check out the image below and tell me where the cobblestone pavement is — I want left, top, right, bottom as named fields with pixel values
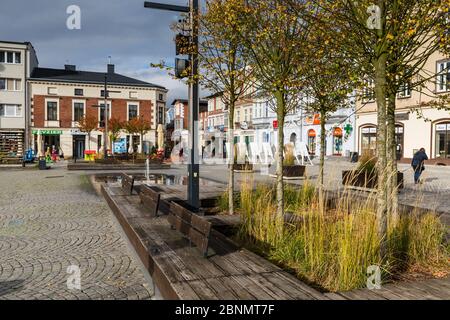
left=0, top=168, right=156, bottom=300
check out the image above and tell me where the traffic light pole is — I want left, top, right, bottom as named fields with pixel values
left=144, top=0, right=200, bottom=210
left=188, top=0, right=200, bottom=210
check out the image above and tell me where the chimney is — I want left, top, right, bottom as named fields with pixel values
left=64, top=64, right=76, bottom=71
left=107, top=64, right=115, bottom=74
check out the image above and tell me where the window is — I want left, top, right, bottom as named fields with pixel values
left=99, top=103, right=111, bottom=127
left=398, top=83, right=411, bottom=98
left=74, top=88, right=84, bottom=96
left=0, top=51, right=21, bottom=64
left=48, top=87, right=57, bottom=95
left=362, top=79, right=375, bottom=101
left=47, top=102, right=58, bottom=121
left=0, top=78, right=22, bottom=91
left=128, top=104, right=138, bottom=120
left=159, top=93, right=164, bottom=101
left=437, top=60, right=450, bottom=92
left=73, top=102, right=85, bottom=122
left=129, top=91, right=138, bottom=99
left=158, top=106, right=164, bottom=124
left=361, top=126, right=377, bottom=156
left=0, top=104, right=22, bottom=117
left=435, top=122, right=450, bottom=159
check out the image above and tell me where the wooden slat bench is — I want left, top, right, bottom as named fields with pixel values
left=139, top=185, right=161, bottom=218
left=121, top=173, right=135, bottom=195
left=168, top=202, right=212, bottom=257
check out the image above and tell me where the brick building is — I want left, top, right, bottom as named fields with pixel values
left=29, top=64, right=167, bottom=159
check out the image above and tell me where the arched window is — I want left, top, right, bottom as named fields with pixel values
left=361, top=126, right=377, bottom=156
left=435, top=122, right=450, bottom=159
left=308, top=129, right=316, bottom=155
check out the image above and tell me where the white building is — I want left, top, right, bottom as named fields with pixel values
left=0, top=41, right=38, bottom=162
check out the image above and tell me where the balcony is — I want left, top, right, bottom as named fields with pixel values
left=44, top=120, right=60, bottom=128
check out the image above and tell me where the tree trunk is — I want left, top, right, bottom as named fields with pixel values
left=319, top=109, right=326, bottom=210
left=88, top=133, right=91, bottom=151
left=386, top=92, right=399, bottom=225
left=228, top=102, right=235, bottom=216
left=374, top=54, right=388, bottom=260
left=275, top=92, right=285, bottom=220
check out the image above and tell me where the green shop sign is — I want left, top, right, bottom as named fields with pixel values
left=32, top=130, right=63, bottom=135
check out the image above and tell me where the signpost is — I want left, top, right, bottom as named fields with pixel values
left=144, top=0, right=200, bottom=210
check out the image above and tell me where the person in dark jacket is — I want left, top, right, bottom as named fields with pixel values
left=411, top=148, right=429, bottom=184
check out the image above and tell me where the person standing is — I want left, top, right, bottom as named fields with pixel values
left=411, top=148, right=429, bottom=184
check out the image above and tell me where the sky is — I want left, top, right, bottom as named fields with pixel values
left=0, top=0, right=200, bottom=105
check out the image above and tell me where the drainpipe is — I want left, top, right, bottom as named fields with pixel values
left=23, top=47, right=29, bottom=167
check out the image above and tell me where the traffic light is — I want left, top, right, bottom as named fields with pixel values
left=175, top=58, right=189, bottom=79
left=175, top=34, right=191, bottom=56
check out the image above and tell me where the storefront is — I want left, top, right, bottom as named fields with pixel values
left=435, top=121, right=450, bottom=159
left=307, top=129, right=316, bottom=155
left=0, top=130, right=24, bottom=161
left=32, top=129, right=63, bottom=157
left=332, top=127, right=343, bottom=156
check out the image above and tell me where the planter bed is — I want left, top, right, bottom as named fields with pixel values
left=232, top=163, right=254, bottom=173
left=342, top=170, right=404, bottom=189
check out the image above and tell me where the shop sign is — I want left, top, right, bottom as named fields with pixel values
left=32, top=130, right=63, bottom=135
left=114, top=138, right=127, bottom=154
left=69, top=129, right=87, bottom=135
left=273, top=120, right=278, bottom=129
left=436, top=124, right=448, bottom=131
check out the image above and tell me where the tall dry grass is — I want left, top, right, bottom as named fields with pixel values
left=235, top=180, right=449, bottom=292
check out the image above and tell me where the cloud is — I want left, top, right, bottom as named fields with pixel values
left=0, top=0, right=198, bottom=104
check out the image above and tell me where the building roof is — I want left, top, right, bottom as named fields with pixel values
left=171, top=99, right=208, bottom=106
left=30, top=67, right=167, bottom=90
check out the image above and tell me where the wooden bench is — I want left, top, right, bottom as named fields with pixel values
left=168, top=202, right=212, bottom=257
left=121, top=173, right=135, bottom=195
left=139, top=185, right=161, bottom=218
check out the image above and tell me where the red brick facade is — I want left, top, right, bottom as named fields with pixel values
left=32, top=95, right=153, bottom=128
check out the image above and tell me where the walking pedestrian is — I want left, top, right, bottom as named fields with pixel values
left=411, top=148, right=429, bottom=184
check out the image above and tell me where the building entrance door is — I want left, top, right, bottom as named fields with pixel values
left=73, top=135, right=85, bottom=159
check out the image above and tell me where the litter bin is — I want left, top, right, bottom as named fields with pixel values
left=38, top=159, right=47, bottom=170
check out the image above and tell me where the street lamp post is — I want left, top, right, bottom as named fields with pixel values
left=144, top=0, right=200, bottom=210
left=104, top=75, right=109, bottom=160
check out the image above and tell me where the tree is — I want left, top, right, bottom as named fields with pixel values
left=199, top=0, right=254, bottom=215
left=108, top=117, right=123, bottom=154
left=130, top=117, right=151, bottom=154
left=305, top=0, right=450, bottom=257
left=77, top=115, right=97, bottom=151
left=124, top=118, right=140, bottom=155
left=239, top=0, right=311, bottom=220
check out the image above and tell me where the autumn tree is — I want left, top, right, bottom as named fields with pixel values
left=108, top=117, right=123, bottom=154
left=124, top=117, right=151, bottom=153
left=77, top=115, right=97, bottom=150
left=302, top=0, right=450, bottom=257
left=199, top=0, right=254, bottom=215
left=238, top=0, right=311, bottom=220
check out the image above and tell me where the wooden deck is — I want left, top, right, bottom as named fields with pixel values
left=99, top=180, right=450, bottom=300
left=327, top=277, right=450, bottom=300
left=101, top=183, right=327, bottom=300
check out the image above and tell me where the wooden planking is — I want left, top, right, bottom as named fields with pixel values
left=139, top=185, right=161, bottom=218
left=121, top=173, right=135, bottom=195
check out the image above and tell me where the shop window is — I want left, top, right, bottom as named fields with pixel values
left=435, top=122, right=450, bottom=159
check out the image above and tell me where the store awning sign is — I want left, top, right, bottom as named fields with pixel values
left=32, top=130, right=63, bottom=135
